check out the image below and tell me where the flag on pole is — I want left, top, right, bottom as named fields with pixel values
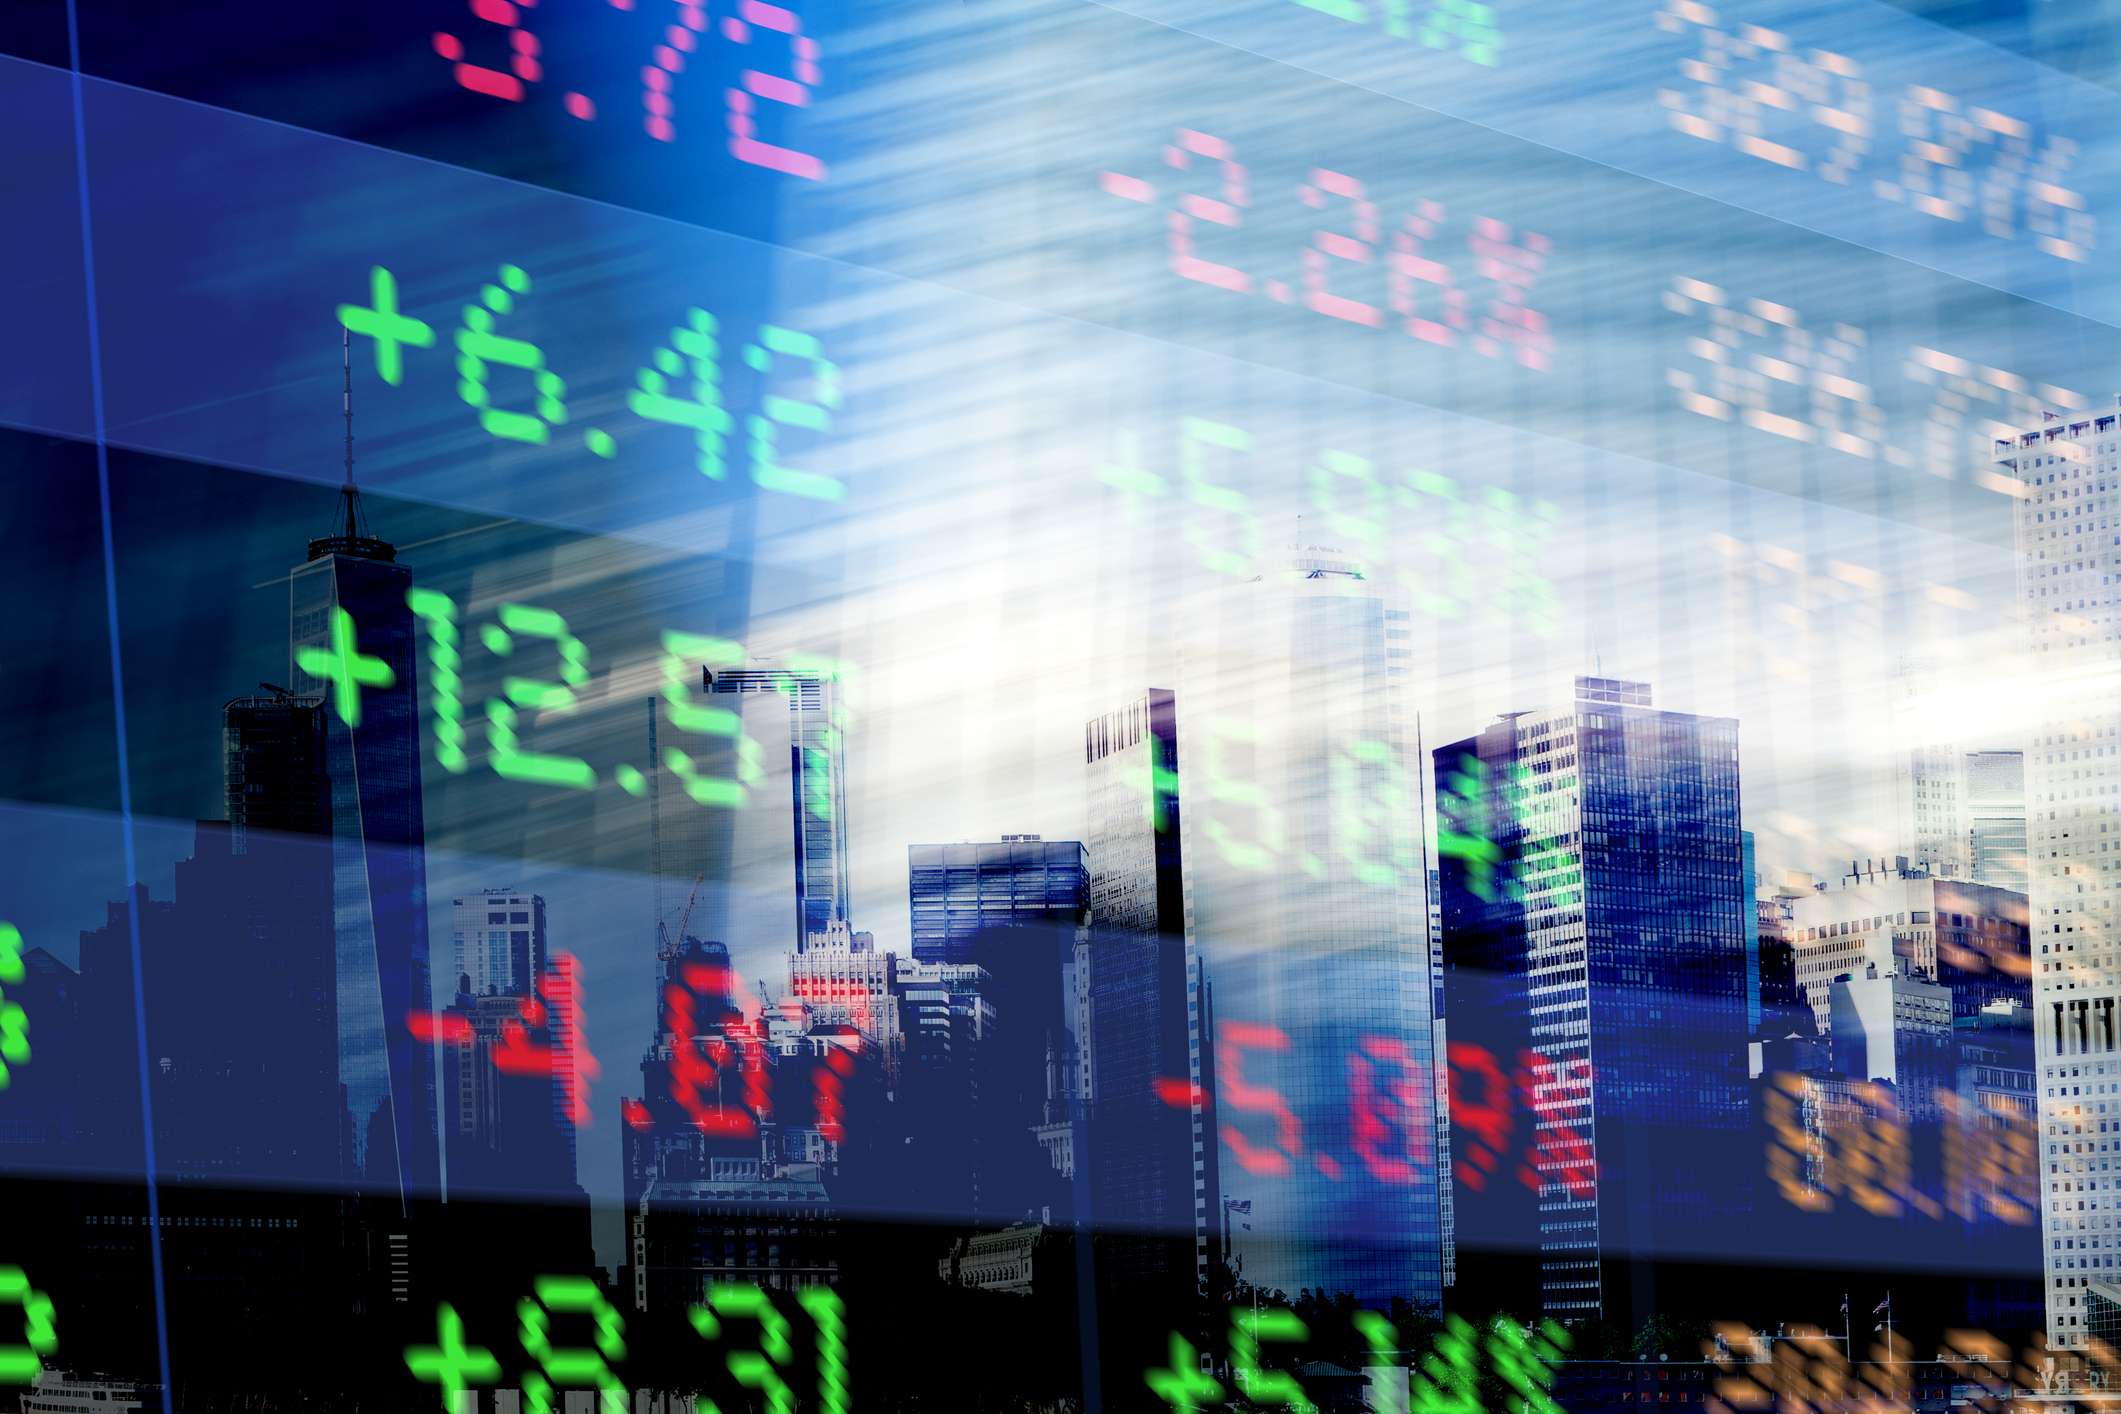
left=1225, top=1200, right=1251, bottom=1214
left=1840, top=1298, right=1848, bottom=1315
left=1873, top=1299, right=1889, bottom=1315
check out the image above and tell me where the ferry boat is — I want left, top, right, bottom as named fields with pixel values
left=17, top=1369, right=163, bottom=1414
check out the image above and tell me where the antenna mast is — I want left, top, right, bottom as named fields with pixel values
left=339, top=325, right=362, bottom=539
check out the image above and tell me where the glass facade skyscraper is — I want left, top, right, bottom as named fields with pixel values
left=1436, top=677, right=1748, bottom=1320
left=1082, top=690, right=1211, bottom=1280
left=707, top=668, right=850, bottom=949
left=290, top=509, right=439, bottom=1197
left=1174, top=543, right=1444, bottom=1308
left=907, top=840, right=1089, bottom=965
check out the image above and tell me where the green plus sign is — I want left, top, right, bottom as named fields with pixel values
left=298, top=606, right=396, bottom=727
left=405, top=1303, right=501, bottom=1411
left=338, top=266, right=435, bottom=386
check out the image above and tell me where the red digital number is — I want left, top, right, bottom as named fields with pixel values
left=664, top=980, right=756, bottom=1137
left=1217, top=1020, right=1302, bottom=1176
left=1467, top=218, right=1553, bottom=370
left=813, top=1046, right=852, bottom=1144
left=725, top=0, right=827, bottom=179
left=432, top=0, right=542, bottom=102
left=1348, top=1035, right=1431, bottom=1184
left=1166, top=129, right=1254, bottom=295
left=1516, top=1049, right=1596, bottom=1197
left=1301, top=167, right=1384, bottom=328
left=1390, top=200, right=1469, bottom=346
left=638, top=0, right=708, bottom=140
left=1446, top=1039, right=1513, bottom=1190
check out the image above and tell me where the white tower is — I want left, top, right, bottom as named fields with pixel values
left=1998, top=407, right=2121, bottom=1350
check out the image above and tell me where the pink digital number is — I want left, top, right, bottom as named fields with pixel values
left=725, top=0, right=827, bottom=180
left=1165, top=129, right=1254, bottom=295
left=432, top=0, right=542, bottom=102
left=640, top=0, right=708, bottom=141
left=1467, top=217, right=1553, bottom=370
left=1389, top=200, right=1468, bottom=347
left=1300, top=168, right=1383, bottom=328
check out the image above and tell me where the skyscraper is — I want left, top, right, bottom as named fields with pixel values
left=1994, top=407, right=2121, bottom=1350
left=1081, top=690, right=1211, bottom=1280
left=106, top=694, right=341, bottom=1183
left=1968, top=750, right=2030, bottom=893
left=706, top=666, right=851, bottom=948
left=1174, top=540, right=1443, bottom=1308
left=1436, top=676, right=1748, bottom=1321
left=906, top=839, right=1089, bottom=964
left=451, top=888, right=548, bottom=997
left=290, top=489, right=438, bottom=1196
left=1889, top=658, right=1970, bottom=879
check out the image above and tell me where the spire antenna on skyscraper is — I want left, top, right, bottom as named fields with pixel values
left=308, top=328, right=396, bottom=563
left=340, top=323, right=361, bottom=539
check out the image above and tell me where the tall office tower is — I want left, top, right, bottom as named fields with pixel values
left=1785, top=864, right=2029, bottom=1031
left=1175, top=541, right=1443, bottom=1308
left=786, top=922, right=900, bottom=1080
left=1994, top=407, right=2121, bottom=1349
left=1436, top=676, right=1747, bottom=1321
left=145, top=692, right=340, bottom=1182
left=437, top=981, right=578, bottom=1198
left=290, top=487, right=438, bottom=1195
left=907, top=839, right=1090, bottom=964
left=1890, top=658, right=1970, bottom=878
left=1968, top=751, right=2031, bottom=892
left=705, top=666, right=851, bottom=947
left=1081, top=690, right=1215, bottom=1290
left=451, top=889, right=549, bottom=997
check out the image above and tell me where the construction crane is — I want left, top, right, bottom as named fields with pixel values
left=657, top=873, right=705, bottom=959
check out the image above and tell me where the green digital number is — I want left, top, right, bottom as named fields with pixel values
left=0, top=923, right=26, bottom=1090
left=660, top=631, right=762, bottom=807
left=338, top=266, right=436, bottom=387
left=1231, top=1308, right=1315, bottom=1412
left=1438, top=752, right=1503, bottom=902
left=629, top=307, right=731, bottom=480
left=405, top=1302, right=500, bottom=1411
left=1417, top=0, right=1501, bottom=65
left=519, top=1275, right=626, bottom=1414
left=1200, top=716, right=1285, bottom=871
left=692, top=1284, right=794, bottom=1414
left=483, top=603, right=595, bottom=790
left=1484, top=1318, right=1570, bottom=1414
left=1354, top=1311, right=1403, bottom=1414
left=1409, top=1314, right=1484, bottom=1414
left=296, top=606, right=396, bottom=728
left=1309, top=448, right=1389, bottom=561
left=795, top=1287, right=849, bottom=1414
left=0, top=1269, right=55, bottom=1384
left=458, top=264, right=568, bottom=445
left=407, top=589, right=470, bottom=773
left=1181, top=418, right=1261, bottom=577
left=744, top=325, right=843, bottom=502
left=1146, top=1331, right=1223, bottom=1411
left=1332, top=737, right=1414, bottom=888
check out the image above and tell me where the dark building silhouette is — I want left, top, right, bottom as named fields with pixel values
left=0, top=946, right=82, bottom=1152
left=290, top=491, right=438, bottom=1196
left=621, top=934, right=868, bottom=1309
left=438, top=977, right=580, bottom=1200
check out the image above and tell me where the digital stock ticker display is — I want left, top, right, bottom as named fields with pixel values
left=8, top=0, right=2121, bottom=1408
